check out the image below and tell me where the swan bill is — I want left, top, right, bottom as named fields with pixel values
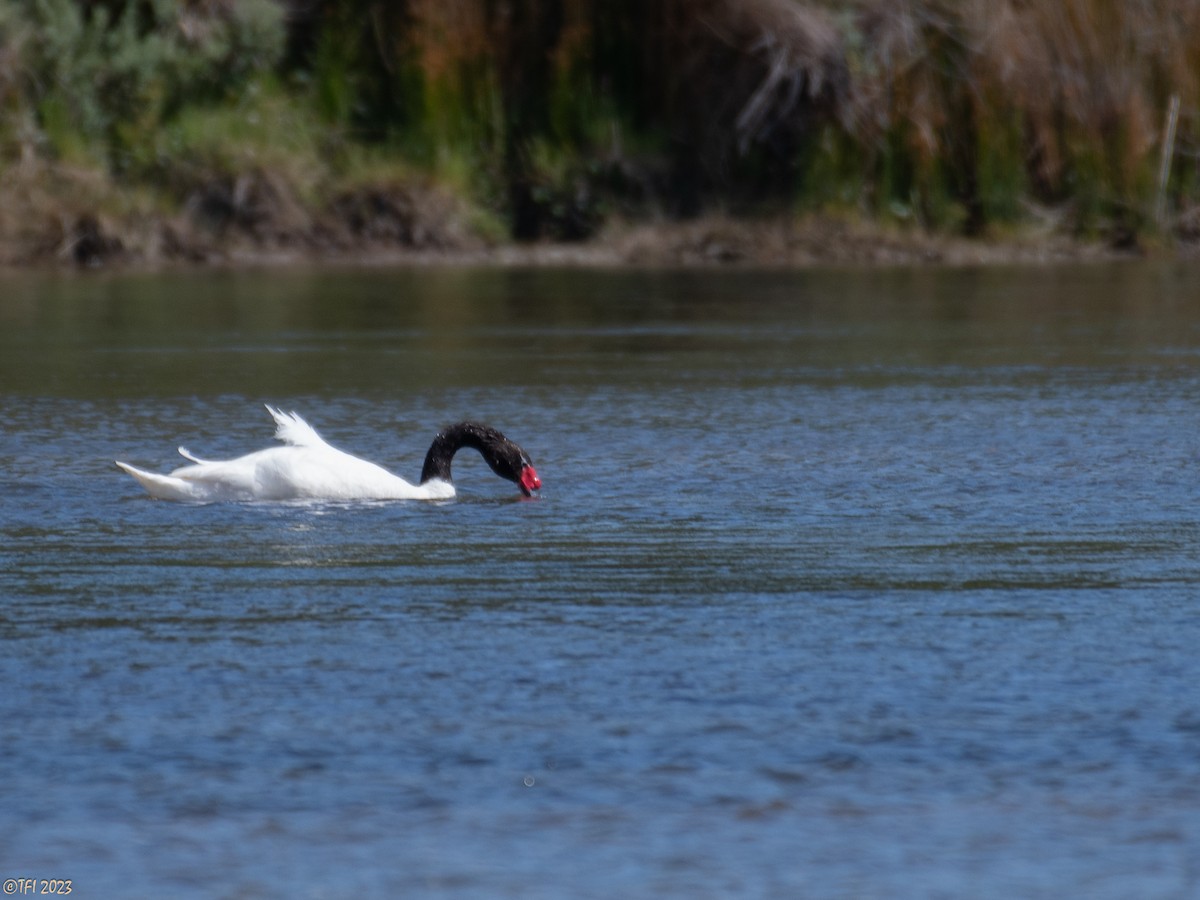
left=518, top=465, right=542, bottom=497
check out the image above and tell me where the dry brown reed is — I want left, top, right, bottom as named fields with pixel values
left=845, top=0, right=1200, bottom=236
left=660, top=0, right=848, bottom=208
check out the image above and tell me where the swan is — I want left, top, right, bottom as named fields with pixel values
left=115, top=406, right=542, bottom=502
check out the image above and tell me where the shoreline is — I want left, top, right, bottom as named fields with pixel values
left=4, top=211, right=1186, bottom=276
left=1, top=161, right=1191, bottom=274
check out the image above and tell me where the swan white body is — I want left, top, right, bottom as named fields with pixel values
left=116, top=407, right=455, bottom=502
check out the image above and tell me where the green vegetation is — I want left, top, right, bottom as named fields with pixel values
left=0, top=0, right=1197, bottom=264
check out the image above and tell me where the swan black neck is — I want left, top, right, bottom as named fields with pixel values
left=420, top=422, right=511, bottom=485
left=420, top=421, right=540, bottom=496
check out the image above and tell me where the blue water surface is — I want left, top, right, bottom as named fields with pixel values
left=2, top=263, right=1200, bottom=897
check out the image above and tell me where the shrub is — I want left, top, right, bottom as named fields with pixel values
left=0, top=0, right=286, bottom=167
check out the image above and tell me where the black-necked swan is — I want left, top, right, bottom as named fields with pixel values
left=115, top=406, right=541, bottom=502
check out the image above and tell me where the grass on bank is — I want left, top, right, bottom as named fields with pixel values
left=0, top=0, right=1198, bottom=264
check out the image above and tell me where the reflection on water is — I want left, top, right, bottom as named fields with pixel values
left=2, top=262, right=1200, bottom=897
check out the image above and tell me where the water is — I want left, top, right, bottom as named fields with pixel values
left=2, top=263, right=1200, bottom=897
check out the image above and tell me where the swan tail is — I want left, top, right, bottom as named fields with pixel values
left=116, top=461, right=206, bottom=501
left=265, top=405, right=328, bottom=449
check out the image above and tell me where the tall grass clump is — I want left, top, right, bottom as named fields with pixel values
left=402, top=0, right=617, bottom=238
left=655, top=0, right=849, bottom=214
left=282, top=0, right=852, bottom=236
left=978, top=0, right=1200, bottom=239
left=840, top=0, right=1200, bottom=240
left=316, top=0, right=1199, bottom=242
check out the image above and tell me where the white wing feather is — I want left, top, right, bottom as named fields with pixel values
left=266, top=405, right=330, bottom=449
left=177, top=447, right=210, bottom=463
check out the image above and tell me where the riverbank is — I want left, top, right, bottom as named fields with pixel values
left=0, top=160, right=1178, bottom=272
left=6, top=214, right=1180, bottom=273
left=2, top=1, right=1197, bottom=272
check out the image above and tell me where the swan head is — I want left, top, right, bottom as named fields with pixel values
left=485, top=436, right=541, bottom=497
